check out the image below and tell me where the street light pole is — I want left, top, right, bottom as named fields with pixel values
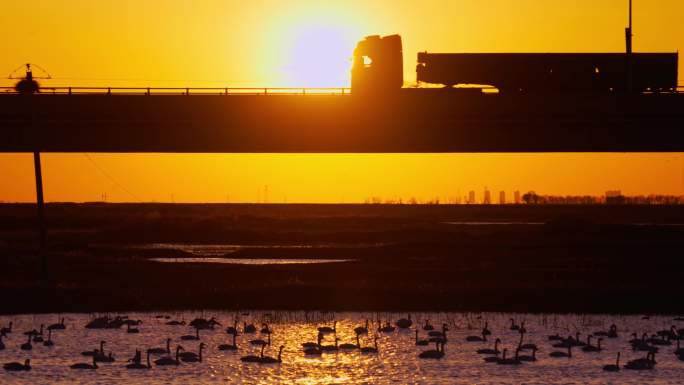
left=626, top=0, right=633, bottom=93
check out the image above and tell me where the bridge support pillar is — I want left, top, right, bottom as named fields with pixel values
left=33, top=152, right=47, bottom=285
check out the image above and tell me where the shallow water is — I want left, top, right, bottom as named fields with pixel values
left=150, top=258, right=353, bottom=265
left=140, top=243, right=382, bottom=257
left=1, top=312, right=683, bottom=384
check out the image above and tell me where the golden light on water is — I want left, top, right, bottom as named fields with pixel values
left=2, top=311, right=682, bottom=384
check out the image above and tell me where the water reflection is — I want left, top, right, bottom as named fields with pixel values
left=1, top=312, right=683, bottom=384
left=150, top=258, right=353, bottom=265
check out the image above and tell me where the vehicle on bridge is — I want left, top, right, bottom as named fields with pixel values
left=352, top=35, right=678, bottom=94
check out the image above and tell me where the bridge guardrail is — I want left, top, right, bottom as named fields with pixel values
left=2, top=85, right=682, bottom=94
left=0, top=86, right=352, bottom=95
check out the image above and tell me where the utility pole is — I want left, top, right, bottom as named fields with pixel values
left=626, top=0, right=633, bottom=93
left=33, top=152, right=47, bottom=285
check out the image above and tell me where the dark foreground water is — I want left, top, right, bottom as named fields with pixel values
left=1, top=312, right=683, bottom=384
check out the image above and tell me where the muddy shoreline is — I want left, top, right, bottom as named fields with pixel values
left=2, top=203, right=683, bottom=315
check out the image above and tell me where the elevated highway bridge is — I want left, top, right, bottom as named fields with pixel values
left=2, top=87, right=684, bottom=153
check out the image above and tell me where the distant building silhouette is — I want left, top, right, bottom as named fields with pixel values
left=514, top=190, right=521, bottom=204
left=605, top=190, right=625, bottom=204
left=483, top=187, right=491, bottom=204
left=468, top=191, right=475, bottom=205
left=499, top=191, right=506, bottom=205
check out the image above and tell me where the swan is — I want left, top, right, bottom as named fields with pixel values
left=582, top=337, right=603, bottom=352
left=4, top=359, right=31, bottom=371
left=603, top=352, right=620, bottom=372
left=123, top=319, right=142, bottom=326
left=126, top=349, right=151, bottom=369
left=340, top=334, right=361, bottom=350
left=354, top=320, right=369, bottom=335
left=396, top=314, right=412, bottom=329
left=674, top=339, right=684, bottom=355
left=482, top=322, right=492, bottom=336
left=85, top=316, right=110, bottom=329
left=0, top=322, right=12, bottom=334
left=320, top=338, right=339, bottom=352
left=509, top=318, right=520, bottom=331
left=466, top=329, right=486, bottom=342
left=656, top=326, right=678, bottom=339
left=302, top=333, right=323, bottom=349
left=429, top=329, right=447, bottom=343
left=497, top=348, right=522, bottom=365
left=518, top=347, right=537, bottom=362
left=552, top=334, right=578, bottom=348
left=477, top=338, right=501, bottom=355
left=48, top=318, right=66, bottom=331
left=548, top=333, right=563, bottom=341
left=418, top=341, right=444, bottom=359
left=607, top=324, right=618, bottom=338
left=243, top=322, right=257, bottom=333
left=149, top=338, right=172, bottom=355
left=318, top=321, right=336, bottom=334
left=155, top=345, right=183, bottom=366
left=20, top=334, right=32, bottom=350
left=570, top=332, right=586, bottom=347
left=43, top=329, right=54, bottom=347
left=517, top=329, right=536, bottom=350
left=631, top=333, right=659, bottom=353
left=378, top=321, right=395, bottom=333
left=415, top=330, right=429, bottom=346
left=219, top=332, right=239, bottom=351
left=95, top=351, right=115, bottom=363
left=549, top=345, right=572, bottom=358
left=70, top=354, right=98, bottom=370
left=428, top=324, right=448, bottom=337
left=23, top=324, right=43, bottom=336
left=260, top=323, right=272, bottom=334
left=360, top=336, right=379, bottom=353
left=0, top=332, right=5, bottom=350
left=166, top=320, right=186, bottom=326
left=241, top=345, right=266, bottom=363
left=128, top=349, right=142, bottom=365
left=82, top=341, right=106, bottom=356
left=304, top=345, right=323, bottom=355
left=423, top=319, right=434, bottom=331
left=259, top=345, right=284, bottom=363
left=483, top=351, right=501, bottom=363
left=127, top=323, right=140, bottom=334
left=648, top=334, right=672, bottom=346
left=190, top=317, right=221, bottom=330
left=180, top=343, right=204, bottom=363
left=250, top=332, right=271, bottom=347
left=225, top=320, right=238, bottom=335
left=105, top=316, right=126, bottom=329
left=625, top=351, right=656, bottom=370
left=180, top=327, right=200, bottom=341
left=595, top=324, right=617, bottom=338
left=628, top=333, right=641, bottom=344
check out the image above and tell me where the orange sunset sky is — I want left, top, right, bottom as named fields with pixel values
left=1, top=0, right=683, bottom=203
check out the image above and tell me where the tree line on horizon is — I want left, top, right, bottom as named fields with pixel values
left=363, top=193, right=684, bottom=205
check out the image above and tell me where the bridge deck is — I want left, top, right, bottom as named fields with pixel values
left=1, top=89, right=683, bottom=153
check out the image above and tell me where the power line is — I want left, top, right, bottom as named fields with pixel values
left=83, top=153, right=140, bottom=201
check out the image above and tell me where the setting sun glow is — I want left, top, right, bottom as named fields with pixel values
left=265, top=6, right=364, bottom=87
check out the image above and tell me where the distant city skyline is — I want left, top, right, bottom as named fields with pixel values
left=2, top=152, right=682, bottom=203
